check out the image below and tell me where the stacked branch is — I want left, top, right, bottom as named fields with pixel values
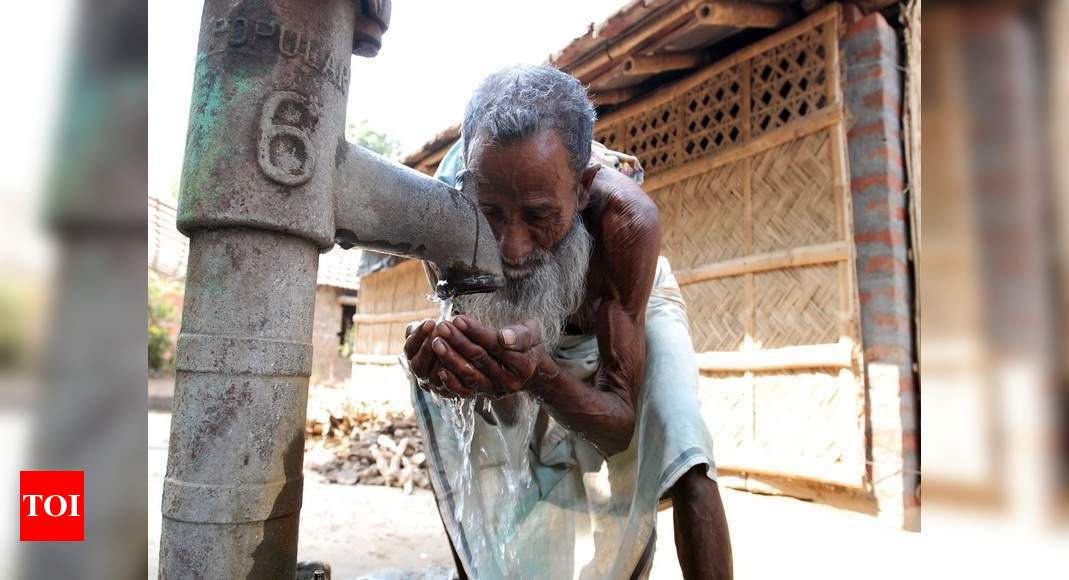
left=305, top=400, right=431, bottom=494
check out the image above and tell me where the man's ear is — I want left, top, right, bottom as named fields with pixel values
left=576, top=164, right=600, bottom=211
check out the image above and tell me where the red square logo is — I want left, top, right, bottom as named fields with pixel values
left=19, top=471, right=84, bottom=542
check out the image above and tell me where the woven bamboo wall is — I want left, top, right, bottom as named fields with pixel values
left=351, top=260, right=437, bottom=361
left=596, top=6, right=866, bottom=487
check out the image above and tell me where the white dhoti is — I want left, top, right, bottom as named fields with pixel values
left=406, top=256, right=717, bottom=579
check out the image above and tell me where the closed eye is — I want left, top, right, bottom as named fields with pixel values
left=524, top=207, right=557, bottom=221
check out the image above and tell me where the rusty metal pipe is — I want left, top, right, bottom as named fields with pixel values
left=160, top=0, right=499, bottom=577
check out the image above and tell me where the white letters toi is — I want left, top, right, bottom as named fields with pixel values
left=21, top=494, right=81, bottom=517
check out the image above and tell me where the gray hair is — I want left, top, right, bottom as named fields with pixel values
left=462, top=64, right=596, bottom=181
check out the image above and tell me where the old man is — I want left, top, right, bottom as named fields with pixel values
left=403, top=64, right=732, bottom=579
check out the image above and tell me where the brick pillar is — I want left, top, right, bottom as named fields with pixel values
left=842, top=12, right=919, bottom=530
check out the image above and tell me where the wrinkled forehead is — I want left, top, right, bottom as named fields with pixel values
left=463, top=129, right=577, bottom=198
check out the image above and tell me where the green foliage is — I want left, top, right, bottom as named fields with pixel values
left=148, top=325, right=171, bottom=373
left=148, top=272, right=181, bottom=374
left=346, top=119, right=402, bottom=160
left=339, top=321, right=357, bottom=359
left=0, top=284, right=27, bottom=370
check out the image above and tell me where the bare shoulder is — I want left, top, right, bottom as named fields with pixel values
left=593, top=167, right=660, bottom=248
left=594, top=166, right=658, bottom=241
left=590, top=167, right=661, bottom=309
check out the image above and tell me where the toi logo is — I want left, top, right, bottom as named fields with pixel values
left=19, top=471, right=84, bottom=542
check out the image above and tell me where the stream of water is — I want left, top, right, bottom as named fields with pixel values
left=430, top=296, right=540, bottom=575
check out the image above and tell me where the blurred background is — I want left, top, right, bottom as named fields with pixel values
left=919, top=0, right=1069, bottom=575
left=0, top=0, right=1067, bottom=578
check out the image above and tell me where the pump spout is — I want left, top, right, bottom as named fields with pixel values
left=333, top=143, right=503, bottom=297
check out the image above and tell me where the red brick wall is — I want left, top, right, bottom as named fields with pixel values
left=843, top=11, right=919, bottom=530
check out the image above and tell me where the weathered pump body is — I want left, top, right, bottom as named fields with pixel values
left=159, top=1, right=501, bottom=577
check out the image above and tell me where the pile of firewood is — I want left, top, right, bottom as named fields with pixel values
left=304, top=400, right=431, bottom=494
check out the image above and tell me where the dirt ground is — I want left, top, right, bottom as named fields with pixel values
left=149, top=411, right=456, bottom=579
left=148, top=405, right=923, bottom=579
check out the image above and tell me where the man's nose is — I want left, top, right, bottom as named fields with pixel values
left=499, top=223, right=534, bottom=265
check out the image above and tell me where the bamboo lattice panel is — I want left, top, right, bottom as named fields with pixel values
left=750, top=28, right=830, bottom=137
left=751, top=132, right=838, bottom=253
left=680, top=160, right=747, bottom=268
left=646, top=186, right=681, bottom=266
left=753, top=264, right=840, bottom=350
left=682, top=276, right=746, bottom=352
left=698, top=372, right=752, bottom=468
left=751, top=368, right=860, bottom=482
left=599, top=7, right=866, bottom=487
left=595, top=19, right=833, bottom=178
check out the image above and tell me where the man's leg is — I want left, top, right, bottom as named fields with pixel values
left=668, top=464, right=733, bottom=580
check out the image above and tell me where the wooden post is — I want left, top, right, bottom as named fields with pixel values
left=621, top=52, right=705, bottom=76
left=696, top=0, right=793, bottom=29
left=566, top=0, right=708, bottom=81
left=741, top=53, right=756, bottom=449
left=592, top=87, right=643, bottom=106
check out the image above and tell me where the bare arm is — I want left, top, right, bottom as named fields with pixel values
left=528, top=169, right=661, bottom=455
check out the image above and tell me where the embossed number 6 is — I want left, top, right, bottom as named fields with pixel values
left=257, top=91, right=316, bottom=186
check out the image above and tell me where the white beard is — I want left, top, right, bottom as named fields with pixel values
left=457, top=214, right=592, bottom=353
